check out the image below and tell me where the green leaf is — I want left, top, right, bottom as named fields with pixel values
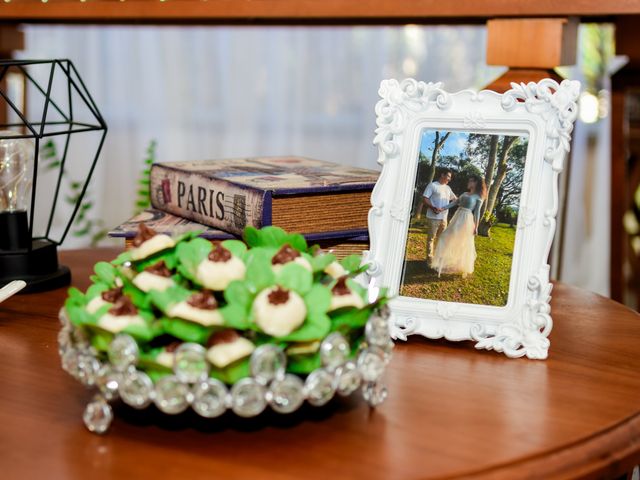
left=278, top=312, right=330, bottom=342
left=148, top=285, right=191, bottom=314
left=220, top=303, right=251, bottom=330
left=134, top=248, right=178, bottom=271
left=93, top=261, right=117, bottom=286
left=309, top=252, right=336, bottom=272
left=160, top=317, right=212, bottom=343
left=66, top=287, right=87, bottom=307
left=340, top=254, right=363, bottom=273
left=242, top=226, right=261, bottom=247
left=221, top=239, right=248, bottom=259
left=287, top=233, right=308, bottom=252
left=243, top=226, right=292, bottom=249
left=244, top=248, right=276, bottom=293
left=209, top=357, right=251, bottom=384
left=330, top=305, right=373, bottom=331
left=275, top=262, right=312, bottom=295
left=65, top=304, right=94, bottom=326
left=113, top=251, right=132, bottom=265
left=303, top=284, right=332, bottom=316
left=90, top=330, right=113, bottom=352
left=122, top=322, right=156, bottom=343
left=86, top=282, right=109, bottom=299
left=122, top=282, right=153, bottom=310
left=260, top=226, right=289, bottom=247
left=176, top=237, right=212, bottom=281
left=223, top=280, right=252, bottom=308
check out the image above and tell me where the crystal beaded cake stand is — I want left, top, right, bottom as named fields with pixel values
left=58, top=307, right=393, bottom=434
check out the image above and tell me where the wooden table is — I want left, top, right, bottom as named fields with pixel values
left=1, top=249, right=640, bottom=479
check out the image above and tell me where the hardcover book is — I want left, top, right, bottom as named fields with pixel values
left=149, top=156, right=378, bottom=236
left=109, top=209, right=369, bottom=259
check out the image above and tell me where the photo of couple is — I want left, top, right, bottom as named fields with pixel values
left=400, top=129, right=529, bottom=307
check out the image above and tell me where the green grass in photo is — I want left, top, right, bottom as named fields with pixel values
left=400, top=222, right=515, bottom=306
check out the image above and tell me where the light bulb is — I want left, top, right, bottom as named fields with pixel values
left=0, top=131, right=34, bottom=213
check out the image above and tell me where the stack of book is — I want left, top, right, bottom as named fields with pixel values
left=109, top=156, right=378, bottom=258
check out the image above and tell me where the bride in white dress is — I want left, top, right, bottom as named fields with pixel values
left=431, top=175, right=487, bottom=277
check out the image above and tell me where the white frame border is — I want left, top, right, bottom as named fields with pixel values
left=364, top=78, right=580, bottom=360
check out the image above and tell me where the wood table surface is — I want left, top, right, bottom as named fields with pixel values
left=1, top=248, right=640, bottom=480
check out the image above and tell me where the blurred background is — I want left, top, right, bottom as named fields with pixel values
left=2, top=22, right=626, bottom=302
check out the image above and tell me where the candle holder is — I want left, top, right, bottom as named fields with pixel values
left=0, top=59, right=107, bottom=293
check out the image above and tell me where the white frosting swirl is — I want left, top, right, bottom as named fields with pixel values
left=130, top=234, right=175, bottom=261
left=196, top=256, right=246, bottom=290
left=167, top=301, right=224, bottom=326
left=253, top=287, right=307, bottom=337
left=98, top=313, right=146, bottom=333
left=132, top=271, right=174, bottom=292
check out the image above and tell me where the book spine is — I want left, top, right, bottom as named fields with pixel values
left=149, top=164, right=269, bottom=235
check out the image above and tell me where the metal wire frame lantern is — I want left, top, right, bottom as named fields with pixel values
left=0, top=59, right=107, bottom=292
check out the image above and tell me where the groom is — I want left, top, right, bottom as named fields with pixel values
left=422, top=169, right=457, bottom=265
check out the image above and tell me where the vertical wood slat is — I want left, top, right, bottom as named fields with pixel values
left=0, top=26, right=25, bottom=125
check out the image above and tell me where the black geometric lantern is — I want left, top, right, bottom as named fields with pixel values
left=0, top=59, right=107, bottom=293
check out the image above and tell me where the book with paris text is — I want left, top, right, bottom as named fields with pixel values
left=149, top=156, right=378, bottom=236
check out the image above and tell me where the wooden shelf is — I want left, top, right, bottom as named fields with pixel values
left=0, top=0, right=639, bottom=24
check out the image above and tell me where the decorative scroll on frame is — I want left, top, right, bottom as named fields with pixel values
left=364, top=78, right=580, bottom=359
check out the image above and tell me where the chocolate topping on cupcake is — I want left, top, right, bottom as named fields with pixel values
left=268, top=286, right=290, bottom=305
left=144, top=260, right=172, bottom=277
left=208, top=244, right=232, bottom=263
left=331, top=276, right=351, bottom=296
left=101, top=286, right=124, bottom=303
left=207, top=329, right=241, bottom=347
left=108, top=296, right=138, bottom=316
left=132, top=223, right=157, bottom=247
left=187, top=291, right=218, bottom=310
left=271, top=244, right=301, bottom=265
left=165, top=341, right=182, bottom=353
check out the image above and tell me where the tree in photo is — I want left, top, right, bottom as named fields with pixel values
left=413, top=131, right=451, bottom=218
left=426, top=131, right=451, bottom=185
left=466, top=134, right=526, bottom=236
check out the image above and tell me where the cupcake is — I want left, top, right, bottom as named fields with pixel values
left=196, top=243, right=246, bottom=291
left=133, top=260, right=175, bottom=292
left=329, top=276, right=365, bottom=311
left=130, top=223, right=175, bottom=261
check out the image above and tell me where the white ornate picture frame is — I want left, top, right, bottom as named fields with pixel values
left=364, top=78, right=580, bottom=360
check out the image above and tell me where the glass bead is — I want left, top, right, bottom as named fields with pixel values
left=154, top=376, right=190, bottom=414
left=83, top=397, right=113, bottom=434
left=70, top=326, right=90, bottom=350
left=57, top=327, right=71, bottom=355
left=335, top=361, right=362, bottom=396
left=362, top=381, right=388, bottom=407
left=319, top=332, right=350, bottom=370
left=230, top=378, right=267, bottom=417
left=119, top=370, right=154, bottom=409
left=268, top=374, right=304, bottom=413
left=377, top=304, right=391, bottom=320
left=250, top=344, right=286, bottom=385
left=173, top=343, right=209, bottom=384
left=76, top=354, right=101, bottom=387
left=357, top=347, right=386, bottom=382
left=95, top=365, right=120, bottom=401
left=61, top=348, right=80, bottom=377
left=304, top=369, right=336, bottom=407
left=58, top=307, right=70, bottom=327
left=365, top=315, right=391, bottom=347
left=192, top=378, right=228, bottom=418
left=108, top=334, right=139, bottom=371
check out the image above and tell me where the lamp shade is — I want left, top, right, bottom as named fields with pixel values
left=0, top=59, right=107, bottom=293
